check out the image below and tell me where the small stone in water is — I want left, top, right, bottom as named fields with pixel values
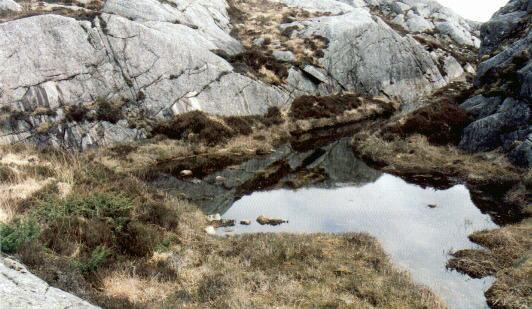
left=428, top=204, right=437, bottom=208
left=204, top=226, right=216, bottom=235
left=215, top=219, right=236, bottom=228
left=240, top=220, right=252, bottom=225
left=180, top=170, right=193, bottom=177
left=257, top=215, right=288, bottom=226
left=207, top=214, right=221, bottom=222
left=215, top=176, right=226, bottom=184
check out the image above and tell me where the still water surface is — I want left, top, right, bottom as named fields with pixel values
left=158, top=137, right=499, bottom=308
left=221, top=173, right=498, bottom=309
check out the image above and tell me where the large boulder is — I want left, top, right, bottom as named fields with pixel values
left=459, top=0, right=531, bottom=167
left=0, top=257, right=99, bottom=308
left=460, top=98, right=530, bottom=152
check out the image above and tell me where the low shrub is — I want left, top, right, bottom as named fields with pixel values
left=0, top=165, right=17, bottom=183
left=35, top=193, right=134, bottom=227
left=290, top=94, right=363, bottom=120
left=64, top=99, right=124, bottom=124
left=229, top=49, right=289, bottom=82
left=137, top=202, right=179, bottom=230
left=65, top=105, right=89, bottom=122
left=0, top=218, right=40, bottom=254
left=94, top=99, right=123, bottom=124
left=74, top=246, right=110, bottom=274
left=385, top=102, right=473, bottom=145
left=152, top=111, right=235, bottom=145
left=41, top=216, right=114, bottom=255
left=261, top=106, right=284, bottom=126
left=224, top=116, right=254, bottom=135
left=117, top=221, right=161, bottom=257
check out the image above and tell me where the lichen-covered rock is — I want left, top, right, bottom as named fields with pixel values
left=0, top=257, right=99, bottom=308
left=459, top=0, right=531, bottom=167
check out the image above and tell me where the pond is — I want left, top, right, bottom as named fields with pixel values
left=154, top=137, right=499, bottom=309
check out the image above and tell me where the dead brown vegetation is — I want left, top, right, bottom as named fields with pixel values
left=384, top=102, right=473, bottom=145
left=290, top=94, right=365, bottom=120
left=151, top=108, right=284, bottom=147
left=448, top=220, right=531, bottom=309
left=229, top=49, right=289, bottom=83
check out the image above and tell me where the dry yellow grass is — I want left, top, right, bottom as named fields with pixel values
left=448, top=220, right=531, bottom=309
left=353, top=133, right=523, bottom=187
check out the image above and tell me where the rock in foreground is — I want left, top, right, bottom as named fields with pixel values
left=0, top=257, right=99, bottom=308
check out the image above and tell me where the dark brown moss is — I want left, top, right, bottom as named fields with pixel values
left=152, top=111, right=235, bottom=146
left=261, top=106, right=284, bottom=126
left=117, top=221, right=161, bottom=257
left=65, top=105, right=90, bottom=122
left=94, top=99, right=123, bottom=124
left=224, top=116, right=254, bottom=136
left=290, top=94, right=364, bottom=120
left=384, top=102, right=473, bottom=145
left=229, top=49, right=289, bottom=82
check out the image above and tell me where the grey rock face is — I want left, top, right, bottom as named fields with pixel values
left=0, top=257, right=99, bottom=308
left=0, top=0, right=479, bottom=150
left=287, top=7, right=446, bottom=102
left=459, top=0, right=531, bottom=167
left=480, top=0, right=530, bottom=55
left=0, top=0, right=20, bottom=13
left=460, top=98, right=531, bottom=152
left=460, top=95, right=503, bottom=119
left=0, top=2, right=286, bottom=149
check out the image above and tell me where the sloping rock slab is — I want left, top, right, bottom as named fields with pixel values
left=0, top=257, right=99, bottom=308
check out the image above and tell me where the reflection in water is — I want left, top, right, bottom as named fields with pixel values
left=153, top=137, right=499, bottom=309
left=222, top=175, right=498, bottom=309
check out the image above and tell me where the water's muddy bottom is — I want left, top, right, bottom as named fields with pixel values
left=154, top=138, right=499, bottom=309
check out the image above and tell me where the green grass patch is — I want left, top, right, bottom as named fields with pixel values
left=35, top=192, right=134, bottom=230
left=0, top=218, right=40, bottom=254
left=73, top=246, right=110, bottom=274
